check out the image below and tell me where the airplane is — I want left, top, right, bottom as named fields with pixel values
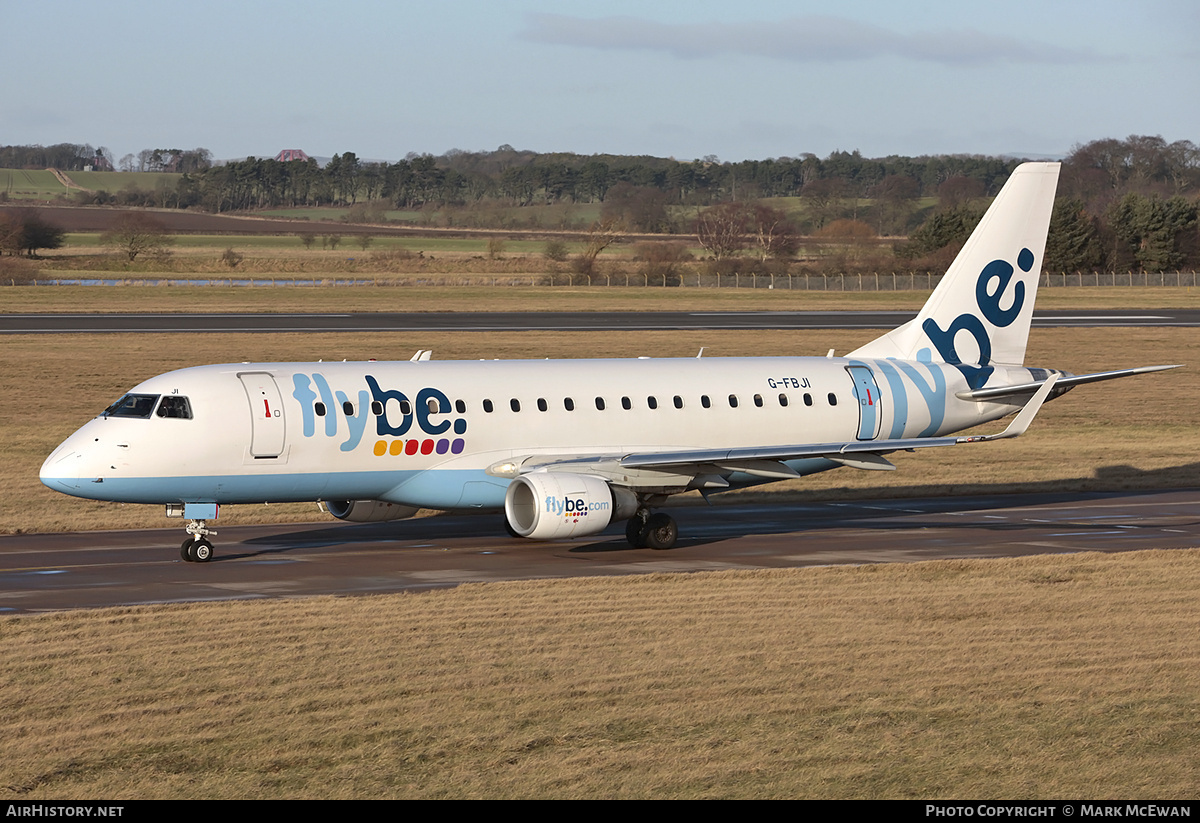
left=40, top=162, right=1178, bottom=562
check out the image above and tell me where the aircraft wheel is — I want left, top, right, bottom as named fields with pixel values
left=180, top=537, right=196, bottom=562
left=642, top=513, right=678, bottom=550
left=192, top=539, right=214, bottom=563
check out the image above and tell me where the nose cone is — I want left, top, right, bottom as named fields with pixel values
left=40, top=441, right=83, bottom=494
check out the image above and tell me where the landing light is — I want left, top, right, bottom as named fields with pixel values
left=487, top=460, right=520, bottom=478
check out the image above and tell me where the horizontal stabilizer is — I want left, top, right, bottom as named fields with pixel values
left=957, top=365, right=1181, bottom=401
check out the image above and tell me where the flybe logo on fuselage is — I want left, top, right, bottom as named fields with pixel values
left=291, top=373, right=467, bottom=455
left=920, top=248, right=1034, bottom=389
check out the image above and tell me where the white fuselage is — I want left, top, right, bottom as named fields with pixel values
left=40, top=355, right=1033, bottom=511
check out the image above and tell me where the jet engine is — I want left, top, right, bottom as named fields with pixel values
left=325, top=499, right=420, bottom=522
left=504, top=472, right=638, bottom=540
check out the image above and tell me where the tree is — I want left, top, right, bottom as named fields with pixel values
left=695, top=202, right=751, bottom=259
left=1107, top=193, right=1199, bottom=272
left=0, top=211, right=24, bottom=256
left=1043, top=199, right=1104, bottom=274
left=601, top=183, right=670, bottom=232
left=574, top=216, right=624, bottom=278
left=870, top=175, right=920, bottom=235
left=937, top=176, right=986, bottom=210
left=101, top=212, right=173, bottom=261
left=2, top=209, right=65, bottom=257
left=20, top=211, right=65, bottom=256
left=748, top=204, right=799, bottom=260
left=898, top=204, right=987, bottom=260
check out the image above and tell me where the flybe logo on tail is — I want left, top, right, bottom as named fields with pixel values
left=920, top=248, right=1034, bottom=389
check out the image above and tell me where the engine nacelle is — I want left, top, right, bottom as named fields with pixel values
left=504, top=472, right=638, bottom=540
left=325, top=499, right=420, bottom=523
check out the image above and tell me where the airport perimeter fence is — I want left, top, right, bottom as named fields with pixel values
left=24, top=271, right=1200, bottom=289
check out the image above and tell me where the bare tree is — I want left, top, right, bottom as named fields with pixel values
left=937, top=176, right=986, bottom=210
left=695, top=203, right=751, bottom=259
left=101, top=212, right=173, bottom=261
left=575, top=216, right=625, bottom=278
left=748, top=204, right=799, bottom=260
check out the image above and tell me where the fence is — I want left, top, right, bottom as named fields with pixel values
left=25, top=271, right=1200, bottom=289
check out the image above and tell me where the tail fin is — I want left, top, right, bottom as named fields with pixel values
left=850, top=162, right=1060, bottom=387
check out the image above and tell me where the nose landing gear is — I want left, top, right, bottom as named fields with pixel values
left=180, top=520, right=217, bottom=562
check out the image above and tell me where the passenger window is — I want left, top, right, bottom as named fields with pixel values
left=728, top=394, right=739, bottom=408
left=371, top=401, right=383, bottom=415
left=156, top=396, right=193, bottom=419
left=315, top=402, right=327, bottom=416
left=343, top=401, right=355, bottom=416
left=537, top=398, right=547, bottom=412
left=647, top=396, right=658, bottom=410
left=621, top=396, right=632, bottom=410
left=455, top=399, right=466, bottom=414
left=510, top=398, right=521, bottom=412
left=778, top=394, right=789, bottom=407
left=483, top=399, right=494, bottom=413
left=673, top=396, right=684, bottom=409
left=753, top=394, right=763, bottom=407
left=399, top=400, right=412, bottom=415
left=828, top=393, right=838, bottom=406
left=426, top=398, right=440, bottom=413
left=701, top=395, right=711, bottom=409
left=803, top=393, right=813, bottom=407
left=564, top=397, right=575, bottom=411
left=595, top=397, right=606, bottom=411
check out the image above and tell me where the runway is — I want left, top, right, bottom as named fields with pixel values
left=2, top=309, right=1199, bottom=334
left=3, top=489, right=1197, bottom=614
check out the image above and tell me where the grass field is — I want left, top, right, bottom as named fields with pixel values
left=0, top=169, right=68, bottom=199
left=3, top=553, right=1198, bottom=798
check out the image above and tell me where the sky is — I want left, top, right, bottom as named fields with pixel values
left=3, top=0, right=1197, bottom=164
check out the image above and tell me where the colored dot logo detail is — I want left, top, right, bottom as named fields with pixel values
left=374, top=438, right=465, bottom=457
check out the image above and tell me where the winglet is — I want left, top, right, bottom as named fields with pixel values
left=957, top=373, right=1058, bottom=443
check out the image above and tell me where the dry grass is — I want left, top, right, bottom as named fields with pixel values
left=4, top=323, right=1196, bottom=535
left=2, top=553, right=1198, bottom=798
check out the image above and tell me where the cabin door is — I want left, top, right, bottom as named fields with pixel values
left=846, top=365, right=882, bottom=440
left=238, top=372, right=286, bottom=457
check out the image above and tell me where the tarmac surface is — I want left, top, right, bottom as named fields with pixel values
left=3, top=489, right=1197, bottom=615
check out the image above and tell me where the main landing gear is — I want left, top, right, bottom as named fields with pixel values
left=180, top=520, right=217, bottom=563
left=626, top=508, right=678, bottom=550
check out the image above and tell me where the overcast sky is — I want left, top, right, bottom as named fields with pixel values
left=3, top=0, right=1197, bottom=163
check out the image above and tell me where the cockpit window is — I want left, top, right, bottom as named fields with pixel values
left=102, top=393, right=160, bottom=419
left=156, top=395, right=193, bottom=419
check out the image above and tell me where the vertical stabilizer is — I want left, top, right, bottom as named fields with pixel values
left=850, top=162, right=1060, bottom=387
